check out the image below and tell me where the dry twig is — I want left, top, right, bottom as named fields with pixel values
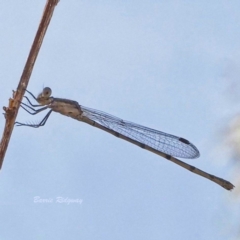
left=0, top=0, right=59, bottom=169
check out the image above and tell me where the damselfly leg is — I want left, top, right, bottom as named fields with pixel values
left=15, top=90, right=52, bottom=128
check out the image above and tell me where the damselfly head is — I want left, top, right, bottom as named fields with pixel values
left=37, top=87, right=52, bottom=105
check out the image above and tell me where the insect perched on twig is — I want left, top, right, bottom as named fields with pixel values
left=16, top=87, right=234, bottom=190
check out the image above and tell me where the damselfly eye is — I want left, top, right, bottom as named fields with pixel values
left=42, top=87, right=52, bottom=97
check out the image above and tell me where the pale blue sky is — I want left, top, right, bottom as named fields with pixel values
left=0, top=1, right=239, bottom=239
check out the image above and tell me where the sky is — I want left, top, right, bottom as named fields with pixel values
left=0, top=1, right=240, bottom=239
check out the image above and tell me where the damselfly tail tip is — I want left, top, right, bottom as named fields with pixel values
left=224, top=181, right=235, bottom=191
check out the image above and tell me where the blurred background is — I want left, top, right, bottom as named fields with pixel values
left=0, top=1, right=239, bottom=239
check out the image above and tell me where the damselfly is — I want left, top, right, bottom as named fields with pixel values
left=16, top=87, right=234, bottom=190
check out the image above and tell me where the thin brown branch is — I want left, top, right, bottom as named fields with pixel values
left=0, top=0, right=59, bottom=169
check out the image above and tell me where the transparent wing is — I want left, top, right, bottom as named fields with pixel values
left=81, top=106, right=200, bottom=159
